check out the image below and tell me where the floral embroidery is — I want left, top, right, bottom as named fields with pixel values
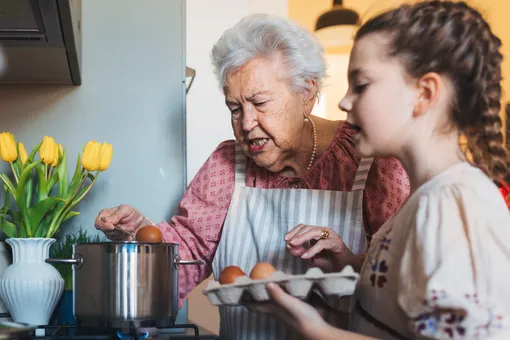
left=368, top=235, right=391, bottom=288
left=369, top=259, right=389, bottom=288
left=412, top=290, right=506, bottom=339
left=414, top=311, right=466, bottom=338
left=466, top=293, right=506, bottom=338
left=379, top=236, right=391, bottom=251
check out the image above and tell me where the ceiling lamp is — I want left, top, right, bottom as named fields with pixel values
left=314, top=0, right=360, bottom=48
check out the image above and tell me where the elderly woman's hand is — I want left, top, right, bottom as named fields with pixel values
left=245, top=283, right=330, bottom=339
left=285, top=225, right=356, bottom=273
left=94, top=204, right=152, bottom=241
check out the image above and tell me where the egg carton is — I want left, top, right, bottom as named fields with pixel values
left=203, top=266, right=359, bottom=306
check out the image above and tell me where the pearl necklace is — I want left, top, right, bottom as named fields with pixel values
left=306, top=116, right=317, bottom=170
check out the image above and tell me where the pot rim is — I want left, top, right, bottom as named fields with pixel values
left=75, top=241, right=179, bottom=246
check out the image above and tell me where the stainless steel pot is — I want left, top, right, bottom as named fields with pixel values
left=46, top=242, right=203, bottom=328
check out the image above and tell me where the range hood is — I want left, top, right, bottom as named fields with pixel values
left=0, top=0, right=82, bottom=85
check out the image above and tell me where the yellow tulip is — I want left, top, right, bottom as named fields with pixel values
left=18, top=142, right=28, bottom=165
left=40, top=136, right=58, bottom=166
left=0, top=132, right=17, bottom=163
left=98, top=142, right=113, bottom=171
left=82, top=141, right=101, bottom=171
left=51, top=146, right=59, bottom=166
left=51, top=143, right=63, bottom=167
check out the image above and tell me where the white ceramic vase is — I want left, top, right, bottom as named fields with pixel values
left=0, top=242, right=12, bottom=314
left=0, top=238, right=64, bottom=325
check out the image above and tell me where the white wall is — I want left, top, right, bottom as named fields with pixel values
left=312, top=54, right=350, bottom=121
left=185, top=1, right=247, bottom=181
left=185, top=0, right=287, bottom=333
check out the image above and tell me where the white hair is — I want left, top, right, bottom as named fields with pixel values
left=211, top=14, right=326, bottom=96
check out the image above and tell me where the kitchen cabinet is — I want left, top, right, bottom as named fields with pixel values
left=0, top=0, right=81, bottom=84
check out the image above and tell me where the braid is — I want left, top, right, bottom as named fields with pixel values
left=356, top=0, right=510, bottom=181
left=461, top=4, right=509, bottom=182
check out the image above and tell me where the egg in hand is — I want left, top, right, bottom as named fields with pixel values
left=219, top=266, right=246, bottom=284
left=249, top=262, right=276, bottom=280
left=135, top=225, right=163, bottom=243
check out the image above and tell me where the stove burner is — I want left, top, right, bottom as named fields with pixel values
left=115, top=323, right=149, bottom=340
left=116, top=330, right=148, bottom=340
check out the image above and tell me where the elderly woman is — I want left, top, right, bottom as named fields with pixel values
left=94, top=14, right=410, bottom=339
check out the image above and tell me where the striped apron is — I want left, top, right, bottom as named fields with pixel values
left=211, top=143, right=374, bottom=340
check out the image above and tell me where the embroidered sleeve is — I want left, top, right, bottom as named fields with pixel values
left=397, top=184, right=510, bottom=339
left=363, top=157, right=410, bottom=242
left=156, top=140, right=236, bottom=308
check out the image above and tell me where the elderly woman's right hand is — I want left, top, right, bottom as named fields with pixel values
left=94, top=204, right=151, bottom=241
left=285, top=225, right=356, bottom=273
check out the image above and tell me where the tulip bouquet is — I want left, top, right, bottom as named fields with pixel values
left=0, top=132, right=113, bottom=238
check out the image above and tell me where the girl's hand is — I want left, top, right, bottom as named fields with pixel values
left=245, top=283, right=329, bottom=339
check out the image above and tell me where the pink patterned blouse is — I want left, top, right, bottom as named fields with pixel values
left=157, top=122, right=411, bottom=308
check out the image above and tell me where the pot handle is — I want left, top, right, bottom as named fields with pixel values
left=174, top=258, right=205, bottom=266
left=46, top=255, right=83, bottom=269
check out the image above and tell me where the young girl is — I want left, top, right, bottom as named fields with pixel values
left=250, top=1, right=510, bottom=339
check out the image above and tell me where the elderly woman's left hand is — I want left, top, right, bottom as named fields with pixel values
left=285, top=224, right=355, bottom=272
left=245, top=283, right=330, bottom=339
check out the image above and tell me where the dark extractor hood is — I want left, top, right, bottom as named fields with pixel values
left=0, top=0, right=82, bottom=85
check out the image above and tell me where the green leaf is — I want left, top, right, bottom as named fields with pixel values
left=15, top=160, right=41, bottom=237
left=62, top=210, right=79, bottom=223
left=16, top=161, right=40, bottom=207
left=24, top=177, right=33, bottom=210
left=36, top=164, right=48, bottom=202
left=28, top=197, right=64, bottom=235
left=7, top=209, right=24, bottom=238
left=47, top=167, right=59, bottom=193
left=67, top=153, right=84, bottom=199
left=0, top=214, right=17, bottom=238
left=9, top=210, right=22, bottom=226
left=70, top=173, right=98, bottom=208
left=1, top=183, right=10, bottom=214
left=28, top=141, right=42, bottom=163
left=0, top=174, right=15, bottom=198
left=11, top=162, right=20, bottom=184
left=35, top=214, right=53, bottom=237
left=57, top=149, right=68, bottom=198
left=15, top=142, right=24, bottom=173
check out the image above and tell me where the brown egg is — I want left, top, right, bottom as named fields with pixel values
left=219, top=266, right=246, bottom=284
left=135, top=225, right=163, bottom=243
left=249, top=262, right=276, bottom=280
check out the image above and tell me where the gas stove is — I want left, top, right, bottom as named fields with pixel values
left=32, top=323, right=220, bottom=340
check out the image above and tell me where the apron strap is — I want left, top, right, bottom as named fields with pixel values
left=234, top=142, right=247, bottom=187
left=352, top=157, right=374, bottom=191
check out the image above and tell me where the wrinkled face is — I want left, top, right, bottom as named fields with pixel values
left=225, top=54, right=312, bottom=172
left=339, top=33, right=417, bottom=158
